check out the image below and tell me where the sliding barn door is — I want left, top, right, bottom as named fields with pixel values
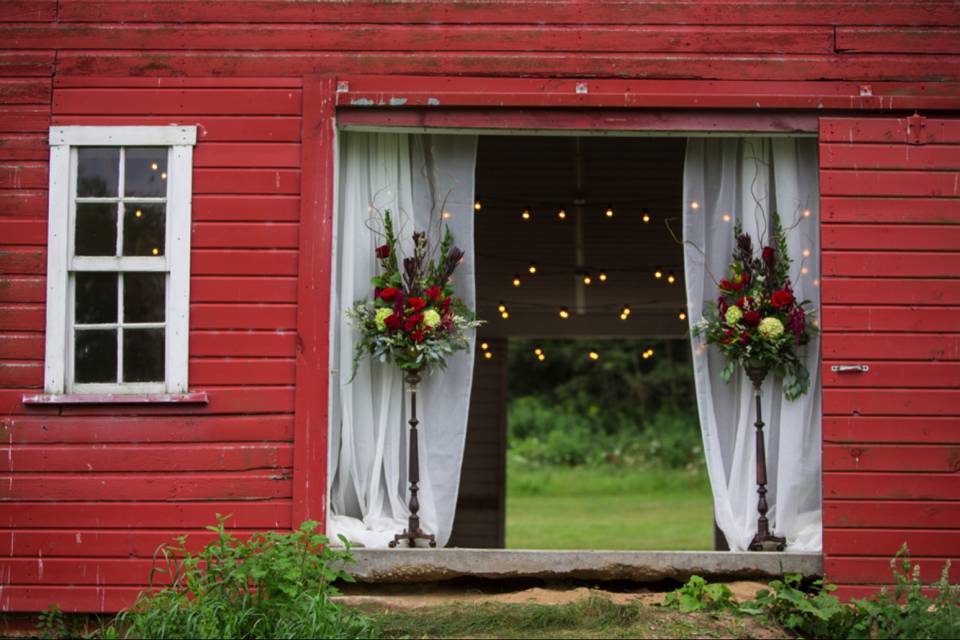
left=819, top=116, right=960, bottom=599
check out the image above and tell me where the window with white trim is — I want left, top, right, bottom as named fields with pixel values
left=44, top=126, right=196, bottom=395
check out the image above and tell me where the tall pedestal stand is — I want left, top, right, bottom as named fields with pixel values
left=389, top=368, right=437, bottom=548
left=746, top=365, right=786, bottom=552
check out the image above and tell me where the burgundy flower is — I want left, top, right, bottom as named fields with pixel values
left=411, top=329, right=426, bottom=343
left=739, top=332, right=750, bottom=344
left=717, top=295, right=729, bottom=315
left=425, top=285, right=442, bottom=301
left=379, top=287, right=400, bottom=301
left=771, top=288, right=795, bottom=308
left=407, top=297, right=427, bottom=312
left=404, top=313, right=423, bottom=332
left=743, top=310, right=761, bottom=327
left=376, top=244, right=391, bottom=259
left=384, top=312, right=403, bottom=331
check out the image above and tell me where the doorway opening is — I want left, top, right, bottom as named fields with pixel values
left=449, top=136, right=712, bottom=550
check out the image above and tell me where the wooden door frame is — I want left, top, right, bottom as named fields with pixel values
left=292, top=73, right=960, bottom=530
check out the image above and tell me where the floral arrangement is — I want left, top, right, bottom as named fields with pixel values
left=693, top=212, right=817, bottom=400
left=347, top=210, right=483, bottom=378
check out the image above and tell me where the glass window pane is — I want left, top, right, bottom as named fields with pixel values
left=75, top=329, right=117, bottom=383
left=124, top=273, right=165, bottom=323
left=75, top=202, right=117, bottom=256
left=125, top=147, right=168, bottom=198
left=77, top=147, right=119, bottom=197
left=123, top=328, right=165, bottom=382
left=75, top=272, right=117, bottom=325
left=123, top=203, right=165, bottom=256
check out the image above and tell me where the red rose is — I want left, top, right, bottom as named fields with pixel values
left=425, top=285, right=442, bottom=301
left=407, top=297, right=427, bottom=312
left=771, top=288, right=794, bottom=308
left=743, top=310, right=761, bottom=327
left=440, top=297, right=452, bottom=312
left=411, top=329, right=425, bottom=343
left=739, top=332, right=750, bottom=344
left=719, top=279, right=734, bottom=291
left=738, top=295, right=752, bottom=310
left=404, top=313, right=423, bottom=332
left=380, top=287, right=399, bottom=301
left=384, top=312, right=403, bottom=330
left=376, top=244, right=391, bottom=259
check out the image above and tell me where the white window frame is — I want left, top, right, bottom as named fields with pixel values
left=44, top=126, right=196, bottom=394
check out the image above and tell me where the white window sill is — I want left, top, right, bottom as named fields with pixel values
left=22, top=391, right=209, bottom=406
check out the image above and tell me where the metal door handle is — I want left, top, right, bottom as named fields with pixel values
left=830, top=364, right=870, bottom=373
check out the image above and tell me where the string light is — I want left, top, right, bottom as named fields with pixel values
left=497, top=302, right=506, bottom=313
left=679, top=310, right=687, bottom=321
left=559, top=306, right=570, bottom=319
left=690, top=200, right=700, bottom=210
left=150, top=162, right=158, bottom=171
left=484, top=351, right=493, bottom=359
left=512, top=274, right=521, bottom=287
left=588, top=351, right=600, bottom=361
left=135, top=209, right=143, bottom=218
left=800, top=266, right=809, bottom=275
left=654, top=267, right=663, bottom=280
left=802, top=248, right=811, bottom=257
left=534, top=347, right=543, bottom=356
left=605, top=204, right=615, bottom=218
left=481, top=342, right=489, bottom=351
left=598, top=269, right=607, bottom=282
left=813, top=279, right=820, bottom=287
left=722, top=213, right=732, bottom=223
left=501, top=311, right=510, bottom=319
left=521, top=206, right=531, bottom=221
left=620, top=304, right=631, bottom=320
left=152, top=247, right=159, bottom=255
left=641, top=209, right=651, bottom=224
left=160, top=172, right=167, bottom=180
left=803, top=209, right=812, bottom=218
left=582, top=273, right=592, bottom=285
left=528, top=262, right=537, bottom=274
left=667, top=271, right=676, bottom=284
left=537, top=353, right=546, bottom=362
left=557, top=208, right=567, bottom=220
left=642, top=348, right=654, bottom=360
left=442, top=211, right=452, bottom=220
left=474, top=200, right=482, bottom=211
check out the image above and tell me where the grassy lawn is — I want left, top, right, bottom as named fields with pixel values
left=506, top=464, right=714, bottom=550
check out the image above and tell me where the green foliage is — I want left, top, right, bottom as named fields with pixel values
left=739, top=574, right=846, bottom=638
left=662, top=576, right=734, bottom=613
left=106, top=518, right=379, bottom=640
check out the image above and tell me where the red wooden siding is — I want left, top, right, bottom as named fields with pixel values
left=0, top=0, right=959, bottom=615
left=820, top=116, right=960, bottom=602
left=0, top=76, right=303, bottom=612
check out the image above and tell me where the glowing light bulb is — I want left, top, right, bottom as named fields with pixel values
left=528, top=262, right=537, bottom=274
left=501, top=311, right=510, bottom=319
left=442, top=211, right=451, bottom=220
left=484, top=351, right=493, bottom=360
left=598, top=270, right=607, bottom=282
left=679, top=311, right=687, bottom=321
left=588, top=351, right=600, bottom=361
left=480, top=342, right=489, bottom=351
left=667, top=271, right=676, bottom=284
left=802, top=248, right=811, bottom=257
left=512, top=274, right=521, bottom=287
left=642, top=209, right=651, bottom=224
left=813, top=279, right=820, bottom=287
left=722, top=213, right=732, bottom=223
left=620, top=313, right=627, bottom=321
left=150, top=162, right=158, bottom=171
left=622, top=304, right=631, bottom=316
left=534, top=347, right=543, bottom=356
left=160, top=172, right=167, bottom=180
left=690, top=200, right=700, bottom=210
left=537, top=353, right=546, bottom=362
left=497, top=302, right=506, bottom=313
left=605, top=204, right=614, bottom=218
left=583, top=273, right=592, bottom=285
left=521, top=206, right=531, bottom=221
left=135, top=209, right=142, bottom=218
left=801, top=266, right=809, bottom=275
left=557, top=209, right=567, bottom=220
left=559, top=307, right=570, bottom=319
left=474, top=200, right=482, bottom=211
left=654, top=268, right=663, bottom=280
left=803, top=209, right=812, bottom=218
left=152, top=247, right=159, bottom=256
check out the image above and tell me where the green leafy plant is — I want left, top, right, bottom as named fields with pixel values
left=738, top=573, right=847, bottom=637
left=106, top=517, right=378, bottom=639
left=662, top=575, right=734, bottom=613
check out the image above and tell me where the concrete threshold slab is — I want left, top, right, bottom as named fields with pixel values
left=348, top=549, right=823, bottom=584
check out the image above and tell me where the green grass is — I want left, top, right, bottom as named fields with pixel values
left=506, top=464, right=714, bottom=550
left=373, top=595, right=781, bottom=639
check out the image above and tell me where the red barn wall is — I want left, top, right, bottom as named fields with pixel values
left=0, top=0, right=958, bottom=612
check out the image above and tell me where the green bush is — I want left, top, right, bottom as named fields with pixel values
left=106, top=518, right=378, bottom=640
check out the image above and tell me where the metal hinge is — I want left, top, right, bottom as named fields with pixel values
left=907, top=113, right=928, bottom=145
left=830, top=364, right=870, bottom=373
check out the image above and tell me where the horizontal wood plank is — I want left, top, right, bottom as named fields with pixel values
left=191, top=250, right=298, bottom=276
left=822, top=306, right=960, bottom=333
left=0, top=472, right=292, bottom=501
left=824, top=500, right=960, bottom=529
left=193, top=169, right=300, bottom=195
left=191, top=222, right=298, bottom=249
left=0, top=78, right=49, bottom=103
left=824, top=389, right=960, bottom=416
left=822, top=225, right=960, bottom=251
left=837, top=27, right=960, bottom=54
left=0, top=134, right=47, bottom=161
left=0, top=443, right=293, bottom=473
left=192, top=195, right=299, bottom=222
left=822, top=361, right=960, bottom=388
left=194, top=143, right=301, bottom=168
left=824, top=473, right=960, bottom=500
left=0, top=106, right=50, bottom=133
left=190, top=277, right=297, bottom=303
left=0, top=1, right=57, bottom=22
left=53, top=88, right=301, bottom=116
left=0, top=585, right=142, bottom=613
left=188, top=330, right=296, bottom=357
left=190, top=304, right=297, bottom=330
left=823, top=529, right=960, bottom=557
left=0, top=500, right=291, bottom=529
left=0, top=333, right=43, bottom=360
left=0, top=247, right=44, bottom=274
left=822, top=252, right=960, bottom=277
left=0, top=361, right=41, bottom=387
left=821, top=170, right=960, bottom=198
left=52, top=115, right=301, bottom=142
left=821, top=278, right=960, bottom=306
left=0, top=192, right=46, bottom=218
left=825, top=556, right=959, bottom=585
left=820, top=117, right=960, bottom=144
left=823, top=444, right=960, bottom=472
left=823, top=416, right=960, bottom=445
left=0, top=529, right=261, bottom=558
left=190, top=358, right=296, bottom=386
left=1, top=414, right=293, bottom=444
left=821, top=143, right=960, bottom=171
left=0, top=276, right=44, bottom=302
left=0, top=162, right=47, bottom=189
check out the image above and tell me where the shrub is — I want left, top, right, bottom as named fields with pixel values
left=106, top=518, right=378, bottom=639
left=661, top=575, right=734, bottom=613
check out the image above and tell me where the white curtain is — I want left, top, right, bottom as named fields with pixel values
left=328, top=132, right=479, bottom=548
left=683, top=138, right=822, bottom=552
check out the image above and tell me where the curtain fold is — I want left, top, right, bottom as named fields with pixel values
left=683, top=138, right=822, bottom=552
left=328, top=132, right=479, bottom=548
